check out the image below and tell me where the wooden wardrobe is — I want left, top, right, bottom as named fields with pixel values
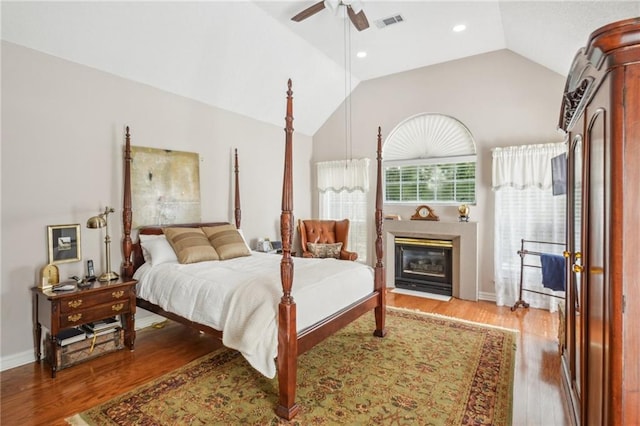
left=559, top=18, right=640, bottom=426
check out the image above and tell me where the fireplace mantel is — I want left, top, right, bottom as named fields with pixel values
left=384, top=220, right=478, bottom=301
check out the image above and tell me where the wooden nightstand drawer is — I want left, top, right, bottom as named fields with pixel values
left=59, top=288, right=132, bottom=313
left=59, top=300, right=131, bottom=328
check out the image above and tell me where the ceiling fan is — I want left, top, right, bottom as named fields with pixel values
left=291, top=0, right=370, bottom=32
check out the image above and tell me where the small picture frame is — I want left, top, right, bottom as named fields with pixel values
left=48, top=224, right=81, bottom=264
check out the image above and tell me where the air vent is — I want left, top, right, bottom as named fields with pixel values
left=375, top=14, right=404, bottom=29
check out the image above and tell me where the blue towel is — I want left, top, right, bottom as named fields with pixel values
left=540, top=253, right=566, bottom=291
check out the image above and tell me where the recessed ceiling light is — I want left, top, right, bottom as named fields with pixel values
left=356, top=51, right=367, bottom=58
left=453, top=24, right=466, bottom=32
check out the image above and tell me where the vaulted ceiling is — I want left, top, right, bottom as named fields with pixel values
left=2, top=1, right=638, bottom=135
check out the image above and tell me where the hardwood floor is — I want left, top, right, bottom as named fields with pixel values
left=1, top=292, right=569, bottom=425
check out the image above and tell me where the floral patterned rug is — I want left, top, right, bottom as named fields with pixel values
left=68, top=308, right=516, bottom=425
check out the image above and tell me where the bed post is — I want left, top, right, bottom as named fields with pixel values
left=122, top=126, right=134, bottom=278
left=234, top=148, right=241, bottom=229
left=373, top=126, right=387, bottom=337
left=276, top=79, right=299, bottom=420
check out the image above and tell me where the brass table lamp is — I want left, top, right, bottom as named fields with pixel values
left=87, top=207, right=119, bottom=281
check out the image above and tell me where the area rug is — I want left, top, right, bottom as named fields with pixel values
left=67, top=308, right=516, bottom=425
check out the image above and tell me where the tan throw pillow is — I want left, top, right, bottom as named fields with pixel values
left=202, top=224, right=251, bottom=260
left=163, top=227, right=219, bottom=264
left=307, top=242, right=342, bottom=259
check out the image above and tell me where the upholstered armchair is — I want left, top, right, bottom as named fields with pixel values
left=298, top=219, right=358, bottom=261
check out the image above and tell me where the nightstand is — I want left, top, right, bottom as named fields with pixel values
left=31, top=278, right=137, bottom=377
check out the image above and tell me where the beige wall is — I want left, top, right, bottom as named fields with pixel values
left=1, top=44, right=567, bottom=367
left=313, top=49, right=566, bottom=298
left=1, top=42, right=312, bottom=365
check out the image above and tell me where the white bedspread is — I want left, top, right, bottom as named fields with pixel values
left=134, top=251, right=374, bottom=377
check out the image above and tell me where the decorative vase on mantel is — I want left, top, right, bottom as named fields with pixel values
left=458, top=205, right=470, bottom=222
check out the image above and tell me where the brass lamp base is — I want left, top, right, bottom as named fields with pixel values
left=98, top=271, right=120, bottom=282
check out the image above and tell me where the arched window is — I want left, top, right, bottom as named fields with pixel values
left=383, top=113, right=477, bottom=204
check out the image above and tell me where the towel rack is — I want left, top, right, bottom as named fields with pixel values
left=511, top=238, right=565, bottom=311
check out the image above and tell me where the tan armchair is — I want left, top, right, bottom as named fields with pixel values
left=298, top=219, right=358, bottom=261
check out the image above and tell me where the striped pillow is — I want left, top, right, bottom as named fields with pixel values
left=202, top=224, right=251, bottom=260
left=163, top=227, right=219, bottom=264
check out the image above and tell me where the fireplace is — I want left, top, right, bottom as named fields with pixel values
left=394, top=237, right=453, bottom=296
left=384, top=220, right=478, bottom=301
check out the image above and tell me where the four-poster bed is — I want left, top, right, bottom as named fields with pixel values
left=120, top=79, right=387, bottom=420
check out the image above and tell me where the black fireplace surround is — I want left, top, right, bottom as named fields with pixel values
left=394, top=237, right=453, bottom=296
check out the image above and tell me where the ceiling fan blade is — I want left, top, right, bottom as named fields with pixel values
left=291, top=1, right=326, bottom=22
left=347, top=5, right=369, bottom=31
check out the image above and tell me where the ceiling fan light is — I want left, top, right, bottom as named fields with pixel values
left=324, top=0, right=340, bottom=12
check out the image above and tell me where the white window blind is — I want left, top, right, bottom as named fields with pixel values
left=384, top=160, right=476, bottom=204
left=317, top=159, right=370, bottom=262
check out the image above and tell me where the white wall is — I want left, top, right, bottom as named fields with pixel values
left=312, top=49, right=566, bottom=299
left=1, top=42, right=313, bottom=368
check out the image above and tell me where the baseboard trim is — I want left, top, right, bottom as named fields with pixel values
left=478, top=291, right=496, bottom=302
left=0, top=349, right=34, bottom=372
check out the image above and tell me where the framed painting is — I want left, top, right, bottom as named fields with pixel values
left=130, top=146, right=201, bottom=228
left=48, top=224, right=81, bottom=264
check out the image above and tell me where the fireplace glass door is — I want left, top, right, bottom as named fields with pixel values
left=395, top=237, right=453, bottom=295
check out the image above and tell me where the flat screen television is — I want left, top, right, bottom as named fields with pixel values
left=551, top=152, right=567, bottom=196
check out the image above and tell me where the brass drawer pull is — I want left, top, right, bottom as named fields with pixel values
left=68, top=299, right=82, bottom=309
left=67, top=313, right=82, bottom=323
left=573, top=264, right=584, bottom=273
left=112, top=290, right=124, bottom=299
left=112, top=303, right=124, bottom=312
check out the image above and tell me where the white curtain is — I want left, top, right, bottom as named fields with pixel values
left=317, top=159, right=370, bottom=193
left=317, top=159, right=370, bottom=262
left=492, top=143, right=566, bottom=312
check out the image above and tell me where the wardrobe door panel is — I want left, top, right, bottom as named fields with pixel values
left=569, top=134, right=583, bottom=402
left=585, top=103, right=609, bottom=426
left=564, top=129, right=585, bottom=426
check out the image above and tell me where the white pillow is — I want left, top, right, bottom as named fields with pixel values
left=139, top=234, right=178, bottom=265
left=139, top=234, right=161, bottom=263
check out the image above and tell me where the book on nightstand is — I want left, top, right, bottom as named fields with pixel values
left=56, top=327, right=87, bottom=346
left=82, top=325, right=121, bottom=339
left=82, top=317, right=121, bottom=333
